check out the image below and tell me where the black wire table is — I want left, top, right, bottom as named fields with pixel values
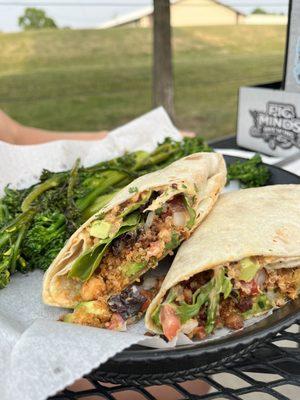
left=49, top=137, right=300, bottom=400
left=50, top=324, right=300, bottom=399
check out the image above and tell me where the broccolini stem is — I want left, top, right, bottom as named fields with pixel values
left=76, top=170, right=129, bottom=212
left=67, top=159, right=80, bottom=202
left=136, top=142, right=178, bottom=170
left=130, top=151, right=151, bottom=170
left=82, top=190, right=119, bottom=220
left=0, top=209, right=35, bottom=281
left=80, top=143, right=183, bottom=218
left=0, top=202, right=9, bottom=225
left=2, top=208, right=36, bottom=232
left=21, top=174, right=66, bottom=212
left=10, top=225, right=27, bottom=274
left=0, top=231, right=10, bottom=249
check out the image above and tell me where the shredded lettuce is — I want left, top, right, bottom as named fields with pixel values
left=177, top=280, right=212, bottom=324
left=183, top=196, right=196, bottom=229
left=165, top=232, right=181, bottom=251
left=206, top=268, right=225, bottom=333
left=223, top=275, right=233, bottom=299
left=154, top=267, right=233, bottom=332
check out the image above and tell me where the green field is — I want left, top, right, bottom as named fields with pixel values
left=0, top=25, right=286, bottom=139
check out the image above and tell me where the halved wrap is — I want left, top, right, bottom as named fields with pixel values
left=146, top=185, right=300, bottom=341
left=43, top=152, right=226, bottom=329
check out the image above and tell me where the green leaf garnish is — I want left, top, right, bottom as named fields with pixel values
left=68, top=212, right=140, bottom=281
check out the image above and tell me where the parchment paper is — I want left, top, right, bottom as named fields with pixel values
left=0, top=108, right=281, bottom=400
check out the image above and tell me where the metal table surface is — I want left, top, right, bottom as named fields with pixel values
left=50, top=323, right=300, bottom=399
left=50, top=136, right=300, bottom=400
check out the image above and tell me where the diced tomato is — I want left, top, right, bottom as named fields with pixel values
left=239, top=279, right=259, bottom=296
left=140, top=289, right=153, bottom=312
left=141, top=299, right=151, bottom=312
left=250, top=280, right=259, bottom=295
left=160, top=304, right=181, bottom=341
left=106, top=313, right=126, bottom=331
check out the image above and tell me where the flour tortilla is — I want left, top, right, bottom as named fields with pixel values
left=43, top=152, right=226, bottom=308
left=146, top=185, right=300, bottom=333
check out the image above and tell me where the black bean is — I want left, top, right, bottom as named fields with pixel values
left=108, top=286, right=146, bottom=319
left=236, top=296, right=253, bottom=312
left=111, top=230, right=140, bottom=256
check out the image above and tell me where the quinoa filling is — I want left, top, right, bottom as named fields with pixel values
left=152, top=257, right=300, bottom=341
left=63, top=188, right=195, bottom=328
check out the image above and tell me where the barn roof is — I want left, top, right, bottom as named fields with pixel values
left=98, top=0, right=245, bottom=29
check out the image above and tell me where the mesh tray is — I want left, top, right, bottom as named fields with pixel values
left=51, top=323, right=300, bottom=399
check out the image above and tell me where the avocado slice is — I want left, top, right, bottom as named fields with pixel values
left=63, top=301, right=111, bottom=324
left=239, top=257, right=260, bottom=282
left=63, top=313, right=75, bottom=323
left=90, top=220, right=112, bottom=239
left=123, top=261, right=146, bottom=277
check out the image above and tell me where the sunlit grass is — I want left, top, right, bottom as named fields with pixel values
left=0, top=25, right=286, bottom=138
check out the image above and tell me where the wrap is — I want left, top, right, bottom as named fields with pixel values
left=43, top=152, right=226, bottom=329
left=146, top=185, right=300, bottom=341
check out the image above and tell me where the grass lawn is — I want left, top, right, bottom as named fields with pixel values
left=0, top=25, right=286, bottom=140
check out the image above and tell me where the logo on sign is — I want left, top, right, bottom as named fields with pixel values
left=249, top=102, right=300, bottom=150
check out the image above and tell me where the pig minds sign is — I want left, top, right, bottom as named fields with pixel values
left=237, top=86, right=300, bottom=157
left=249, top=102, right=300, bottom=150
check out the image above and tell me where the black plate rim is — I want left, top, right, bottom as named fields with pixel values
left=105, top=299, right=300, bottom=362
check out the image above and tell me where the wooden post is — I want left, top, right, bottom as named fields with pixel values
left=153, top=0, right=174, bottom=119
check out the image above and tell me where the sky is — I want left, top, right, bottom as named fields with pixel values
left=0, top=0, right=289, bottom=33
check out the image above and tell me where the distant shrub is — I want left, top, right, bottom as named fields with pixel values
left=251, top=7, right=268, bottom=15
left=18, top=8, right=57, bottom=30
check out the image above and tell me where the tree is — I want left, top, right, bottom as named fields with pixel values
left=18, top=8, right=57, bottom=30
left=252, top=7, right=268, bottom=15
left=153, top=0, right=174, bottom=119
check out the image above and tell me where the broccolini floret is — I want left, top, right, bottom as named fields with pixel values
left=227, top=154, right=270, bottom=188
left=22, top=211, right=68, bottom=271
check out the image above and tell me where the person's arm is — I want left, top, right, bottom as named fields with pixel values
left=0, top=109, right=195, bottom=145
left=0, top=110, right=108, bottom=145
